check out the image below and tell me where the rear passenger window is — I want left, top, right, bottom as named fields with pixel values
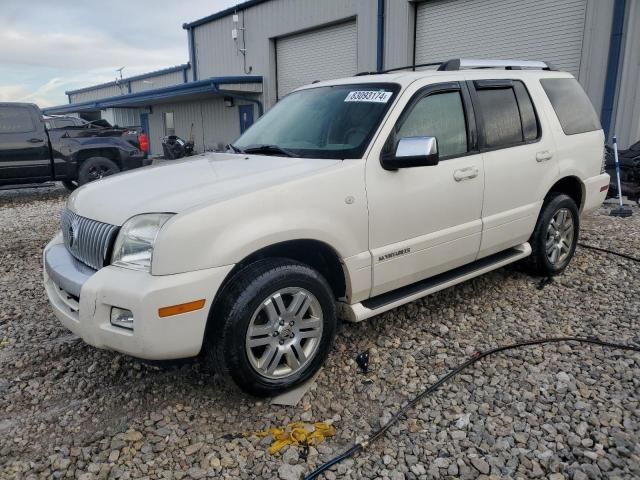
left=0, top=106, right=36, bottom=134
left=541, top=78, right=601, bottom=135
left=473, top=80, right=540, bottom=149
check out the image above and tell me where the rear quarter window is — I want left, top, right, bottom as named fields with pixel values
left=0, top=106, right=36, bottom=134
left=540, top=78, right=601, bottom=135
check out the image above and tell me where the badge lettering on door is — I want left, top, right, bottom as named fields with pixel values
left=378, top=248, right=411, bottom=262
left=344, top=91, right=393, bottom=103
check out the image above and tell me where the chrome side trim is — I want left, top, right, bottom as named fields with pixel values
left=44, top=243, right=96, bottom=298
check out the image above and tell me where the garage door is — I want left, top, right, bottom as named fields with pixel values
left=276, top=21, right=357, bottom=98
left=415, top=0, right=587, bottom=77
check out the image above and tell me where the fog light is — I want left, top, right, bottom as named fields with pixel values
left=110, top=307, right=134, bottom=330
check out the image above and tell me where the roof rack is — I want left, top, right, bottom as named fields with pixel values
left=355, top=58, right=553, bottom=76
left=438, top=58, right=552, bottom=71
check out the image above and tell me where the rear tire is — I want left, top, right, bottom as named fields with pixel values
left=525, top=193, right=579, bottom=276
left=205, top=258, right=337, bottom=397
left=78, top=157, right=120, bottom=186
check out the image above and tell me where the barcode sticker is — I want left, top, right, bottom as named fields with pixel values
left=344, top=91, right=393, bottom=103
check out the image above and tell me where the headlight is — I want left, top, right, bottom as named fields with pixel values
left=111, top=213, right=174, bottom=272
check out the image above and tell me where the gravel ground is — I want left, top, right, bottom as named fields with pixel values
left=1, top=184, right=639, bottom=480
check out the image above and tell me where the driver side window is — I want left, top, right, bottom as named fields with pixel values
left=395, top=91, right=468, bottom=158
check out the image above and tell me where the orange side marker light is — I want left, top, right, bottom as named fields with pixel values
left=158, top=299, right=206, bottom=318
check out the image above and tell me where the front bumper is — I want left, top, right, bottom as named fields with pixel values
left=43, top=234, right=234, bottom=360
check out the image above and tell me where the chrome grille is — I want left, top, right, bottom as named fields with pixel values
left=61, top=209, right=119, bottom=271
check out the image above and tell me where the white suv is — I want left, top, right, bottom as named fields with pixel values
left=44, top=59, right=609, bottom=396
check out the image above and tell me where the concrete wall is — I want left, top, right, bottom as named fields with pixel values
left=192, top=0, right=378, bottom=107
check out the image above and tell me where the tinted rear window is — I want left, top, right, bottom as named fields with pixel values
left=541, top=78, right=601, bottom=135
left=0, top=106, right=36, bottom=134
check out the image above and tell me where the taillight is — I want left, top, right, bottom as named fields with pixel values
left=139, top=133, right=149, bottom=153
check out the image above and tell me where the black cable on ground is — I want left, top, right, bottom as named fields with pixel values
left=303, top=337, right=640, bottom=480
left=578, top=242, right=640, bottom=263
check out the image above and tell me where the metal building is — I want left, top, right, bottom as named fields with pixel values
left=44, top=0, right=640, bottom=154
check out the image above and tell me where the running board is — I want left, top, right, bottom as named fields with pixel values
left=341, top=243, right=531, bottom=322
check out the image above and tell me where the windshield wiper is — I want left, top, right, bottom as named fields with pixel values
left=243, top=144, right=295, bottom=157
left=227, top=143, right=245, bottom=153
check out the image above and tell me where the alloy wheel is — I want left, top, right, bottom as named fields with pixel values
left=545, top=207, right=574, bottom=265
left=245, top=287, right=323, bottom=379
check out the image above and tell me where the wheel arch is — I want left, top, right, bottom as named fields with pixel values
left=215, top=239, right=349, bottom=305
left=547, top=176, right=584, bottom=211
left=74, top=148, right=123, bottom=170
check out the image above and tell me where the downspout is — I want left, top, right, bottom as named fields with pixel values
left=376, top=0, right=385, bottom=72
left=601, top=0, right=626, bottom=139
left=188, top=27, right=198, bottom=81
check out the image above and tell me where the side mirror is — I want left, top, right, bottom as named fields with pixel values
left=381, top=136, right=439, bottom=170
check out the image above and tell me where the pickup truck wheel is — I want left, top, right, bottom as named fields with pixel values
left=61, top=180, right=78, bottom=191
left=525, top=193, right=579, bottom=276
left=78, top=157, right=120, bottom=185
left=206, top=258, right=336, bottom=397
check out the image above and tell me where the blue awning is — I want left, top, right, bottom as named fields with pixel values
left=43, top=76, right=263, bottom=115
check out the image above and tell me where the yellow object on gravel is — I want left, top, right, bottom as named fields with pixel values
left=253, top=422, right=336, bottom=454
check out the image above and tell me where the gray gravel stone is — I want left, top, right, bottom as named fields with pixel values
left=1, top=186, right=639, bottom=479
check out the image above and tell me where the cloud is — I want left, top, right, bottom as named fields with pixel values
left=0, top=0, right=238, bottom=106
left=0, top=28, right=185, bottom=71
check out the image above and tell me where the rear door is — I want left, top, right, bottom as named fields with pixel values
left=0, top=103, right=51, bottom=184
left=468, top=78, right=559, bottom=258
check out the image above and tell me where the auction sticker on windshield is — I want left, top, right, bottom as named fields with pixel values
left=344, top=91, right=393, bottom=103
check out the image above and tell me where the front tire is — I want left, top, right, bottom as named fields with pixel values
left=205, top=258, right=337, bottom=397
left=78, top=157, right=120, bottom=186
left=525, top=193, right=579, bottom=276
left=61, top=180, right=78, bottom=191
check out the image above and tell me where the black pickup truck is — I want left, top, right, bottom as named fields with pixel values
left=0, top=102, right=148, bottom=191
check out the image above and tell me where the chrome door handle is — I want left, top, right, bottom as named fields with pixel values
left=536, top=150, right=553, bottom=162
left=453, top=167, right=479, bottom=182
left=28, top=138, right=45, bottom=143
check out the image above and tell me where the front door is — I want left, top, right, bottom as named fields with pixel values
left=239, top=105, right=254, bottom=134
left=367, top=81, right=484, bottom=296
left=0, top=104, right=51, bottom=185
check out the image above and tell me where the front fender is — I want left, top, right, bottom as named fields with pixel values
left=151, top=161, right=369, bottom=276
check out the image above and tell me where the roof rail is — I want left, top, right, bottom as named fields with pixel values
left=355, top=58, right=552, bottom=76
left=438, top=59, right=552, bottom=71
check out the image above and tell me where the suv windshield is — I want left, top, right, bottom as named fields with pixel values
left=234, top=83, right=399, bottom=159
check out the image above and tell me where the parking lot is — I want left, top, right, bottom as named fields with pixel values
left=0, top=185, right=639, bottom=480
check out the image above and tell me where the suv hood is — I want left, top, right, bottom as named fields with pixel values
left=67, top=153, right=341, bottom=225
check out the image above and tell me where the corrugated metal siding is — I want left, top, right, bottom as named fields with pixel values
left=415, top=0, right=587, bottom=77
left=193, top=0, right=377, bottom=107
left=276, top=21, right=357, bottom=97
left=69, top=84, right=124, bottom=103
left=383, top=0, right=414, bottom=71
left=147, top=97, right=250, bottom=155
left=100, top=108, right=142, bottom=128
left=130, top=70, right=186, bottom=93
left=613, top=0, right=640, bottom=147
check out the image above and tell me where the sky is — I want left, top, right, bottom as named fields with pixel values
left=0, top=0, right=239, bottom=107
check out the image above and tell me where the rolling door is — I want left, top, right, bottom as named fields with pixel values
left=415, top=0, right=587, bottom=77
left=276, top=21, right=357, bottom=98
